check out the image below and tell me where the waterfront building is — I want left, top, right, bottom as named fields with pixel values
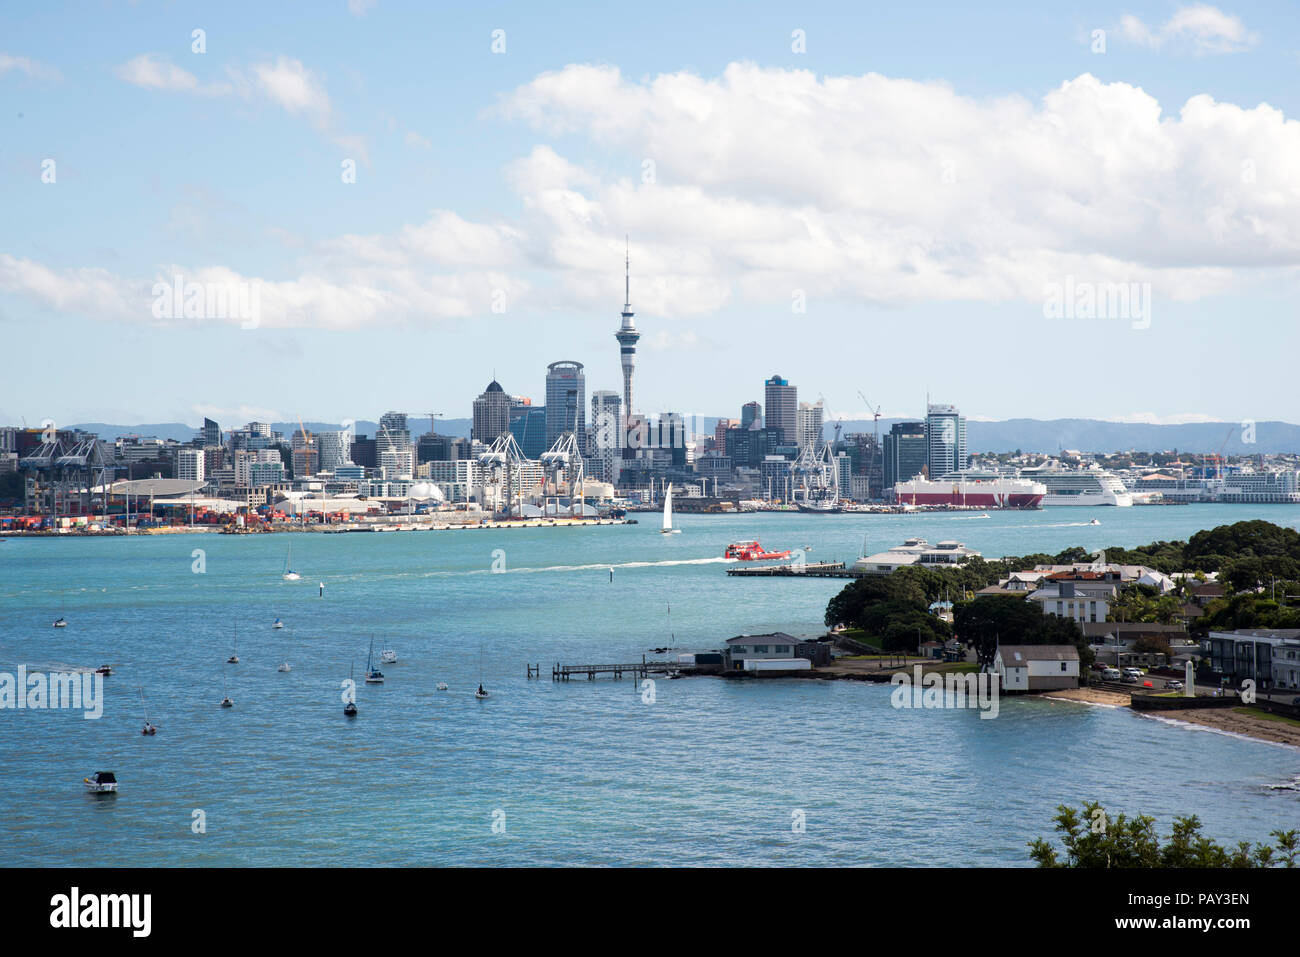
left=764, top=375, right=797, bottom=445
left=926, top=403, right=967, bottom=477
left=1026, top=572, right=1117, bottom=624
left=1207, top=629, right=1300, bottom=689
left=993, top=645, right=1080, bottom=692
left=472, top=380, right=511, bottom=442
left=545, top=361, right=586, bottom=447
left=852, top=538, right=982, bottom=575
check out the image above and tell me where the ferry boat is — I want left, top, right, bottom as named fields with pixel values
left=724, top=540, right=793, bottom=561
left=892, top=476, right=1045, bottom=508
left=1020, top=463, right=1132, bottom=506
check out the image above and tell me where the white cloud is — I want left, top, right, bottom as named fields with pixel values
left=115, top=54, right=226, bottom=94
left=116, top=53, right=366, bottom=162
left=0, top=53, right=59, bottom=80
left=1107, top=412, right=1220, bottom=425
left=404, top=130, right=431, bottom=149
left=347, top=0, right=377, bottom=16
left=1117, top=4, right=1258, bottom=54
left=10, top=63, right=1300, bottom=331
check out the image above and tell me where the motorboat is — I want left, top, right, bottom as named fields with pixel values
left=277, top=662, right=291, bottom=673
left=436, top=682, right=448, bottom=691
left=95, top=664, right=113, bottom=677
left=724, top=540, right=792, bottom=561
left=53, top=617, right=67, bottom=628
left=272, top=618, right=284, bottom=629
left=1088, top=518, right=1102, bottom=526
left=380, top=649, right=397, bottom=664
left=84, top=771, right=118, bottom=794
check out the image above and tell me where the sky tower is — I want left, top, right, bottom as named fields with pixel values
left=614, top=239, right=640, bottom=418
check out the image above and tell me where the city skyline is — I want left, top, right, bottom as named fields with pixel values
left=3, top=2, right=1300, bottom=427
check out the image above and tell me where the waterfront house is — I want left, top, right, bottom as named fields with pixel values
left=1208, top=630, right=1300, bottom=689
left=722, top=633, right=821, bottom=671
left=993, top=644, right=1080, bottom=692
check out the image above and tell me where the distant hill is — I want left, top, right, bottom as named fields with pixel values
left=65, top=417, right=1300, bottom=454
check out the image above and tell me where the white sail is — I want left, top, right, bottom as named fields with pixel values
left=662, top=484, right=673, bottom=531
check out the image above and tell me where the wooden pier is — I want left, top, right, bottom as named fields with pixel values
left=726, top=561, right=855, bottom=578
left=543, top=655, right=680, bottom=681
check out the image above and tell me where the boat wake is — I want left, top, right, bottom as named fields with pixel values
left=504, top=557, right=736, bottom=574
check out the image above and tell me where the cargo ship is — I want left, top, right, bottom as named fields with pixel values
left=891, top=476, right=1045, bottom=508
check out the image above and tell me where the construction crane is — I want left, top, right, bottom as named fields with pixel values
left=858, top=392, right=884, bottom=499
left=426, top=412, right=443, bottom=435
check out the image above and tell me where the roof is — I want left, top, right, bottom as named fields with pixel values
left=1193, top=582, right=1225, bottom=597
left=1081, top=622, right=1188, bottom=637
left=725, top=632, right=797, bottom=645
left=997, top=644, right=1080, bottom=663
left=105, top=478, right=206, bottom=497
left=484, top=380, right=504, bottom=393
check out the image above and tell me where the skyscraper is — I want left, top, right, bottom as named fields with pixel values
left=614, top=243, right=640, bottom=417
left=926, top=403, right=967, bottom=476
left=200, top=417, right=220, bottom=447
left=796, top=400, right=824, bottom=450
left=884, top=421, right=928, bottom=490
left=471, top=380, right=511, bottom=442
left=740, top=401, right=762, bottom=430
left=545, top=361, right=586, bottom=448
left=764, top=375, right=797, bottom=445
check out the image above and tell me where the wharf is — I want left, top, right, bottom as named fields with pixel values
left=726, top=561, right=856, bottom=578
left=534, top=657, right=681, bottom=681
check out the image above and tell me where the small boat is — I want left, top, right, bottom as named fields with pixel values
left=220, top=676, right=233, bottom=708
left=95, top=664, right=113, bottom=677
left=724, top=540, right=792, bottom=561
left=660, top=483, right=681, bottom=534
left=84, top=771, right=118, bottom=794
left=668, top=670, right=683, bottom=679
left=436, top=682, right=448, bottom=691
left=1088, top=518, right=1101, bottom=526
left=139, top=688, right=157, bottom=736
left=365, top=638, right=384, bottom=684
left=272, top=618, right=284, bottom=629
left=227, top=624, right=239, bottom=664
left=344, top=700, right=357, bottom=716
left=474, top=645, right=488, bottom=698
left=344, top=662, right=358, bottom=715
left=380, top=649, right=397, bottom=664
left=282, top=543, right=301, bottom=581
left=53, top=617, right=67, bottom=628
left=475, top=684, right=489, bottom=699
left=278, top=661, right=291, bottom=673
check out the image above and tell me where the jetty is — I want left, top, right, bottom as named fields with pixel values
left=535, top=657, right=680, bottom=681
left=726, top=561, right=856, bottom=578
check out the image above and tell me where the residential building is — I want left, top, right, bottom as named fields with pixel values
left=994, top=644, right=1080, bottom=692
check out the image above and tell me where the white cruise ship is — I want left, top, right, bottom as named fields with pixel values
left=1020, top=463, right=1132, bottom=507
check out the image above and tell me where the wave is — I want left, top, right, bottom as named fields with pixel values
left=1133, top=711, right=1300, bottom=752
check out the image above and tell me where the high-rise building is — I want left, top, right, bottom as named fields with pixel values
left=884, top=421, right=928, bottom=490
left=764, top=375, right=797, bottom=444
left=472, top=380, right=511, bottom=442
left=176, top=448, right=205, bottom=483
left=509, top=407, right=548, bottom=459
left=544, top=361, right=586, bottom=448
left=614, top=245, right=640, bottom=417
left=590, top=391, right=621, bottom=450
left=291, top=430, right=318, bottom=478
left=796, top=400, right=824, bottom=450
left=200, top=418, right=220, bottom=447
left=315, top=431, right=349, bottom=472
left=714, top=418, right=738, bottom=453
left=926, top=403, right=967, bottom=476
left=740, top=402, right=762, bottom=430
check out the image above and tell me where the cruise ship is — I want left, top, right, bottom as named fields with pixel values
left=1020, top=463, right=1133, bottom=507
left=891, top=476, right=1045, bottom=508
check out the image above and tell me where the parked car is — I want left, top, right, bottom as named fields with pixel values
left=1120, top=673, right=1140, bottom=684
left=1167, top=680, right=1184, bottom=691
left=1102, top=668, right=1123, bottom=681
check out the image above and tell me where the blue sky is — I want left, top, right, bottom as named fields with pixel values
left=2, top=1, right=1298, bottom=430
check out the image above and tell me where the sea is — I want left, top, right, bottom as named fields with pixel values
left=1, top=503, right=1298, bottom=866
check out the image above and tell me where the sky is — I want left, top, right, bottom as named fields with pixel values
left=2, top=1, right=1298, bottom=431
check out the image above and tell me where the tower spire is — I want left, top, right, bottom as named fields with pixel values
left=615, top=236, right=640, bottom=418
left=624, top=235, right=630, bottom=310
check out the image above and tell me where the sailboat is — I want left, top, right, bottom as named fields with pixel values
left=282, top=543, right=301, bottom=581
left=226, top=625, right=240, bottom=664
left=660, top=483, right=680, bottom=534
left=139, top=687, right=157, bottom=735
left=220, top=676, right=233, bottom=708
left=365, top=637, right=384, bottom=684
left=272, top=618, right=284, bottom=629
left=344, top=662, right=358, bottom=716
left=475, top=646, right=489, bottom=698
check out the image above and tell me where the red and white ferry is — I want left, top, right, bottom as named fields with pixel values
left=892, top=476, right=1045, bottom=508
left=725, top=540, right=793, bottom=561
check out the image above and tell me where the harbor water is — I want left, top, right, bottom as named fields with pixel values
left=1, top=504, right=1298, bottom=866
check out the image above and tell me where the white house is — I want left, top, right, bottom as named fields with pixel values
left=993, top=644, right=1080, bottom=692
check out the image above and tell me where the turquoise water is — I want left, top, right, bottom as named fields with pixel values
left=1, top=504, right=1298, bottom=866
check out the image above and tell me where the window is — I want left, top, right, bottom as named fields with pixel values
left=732, top=645, right=746, bottom=654
left=754, top=645, right=768, bottom=653
left=1061, top=662, right=1068, bottom=672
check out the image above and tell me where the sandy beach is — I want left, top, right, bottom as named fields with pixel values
left=1147, top=707, right=1300, bottom=749
left=1040, top=687, right=1131, bottom=707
